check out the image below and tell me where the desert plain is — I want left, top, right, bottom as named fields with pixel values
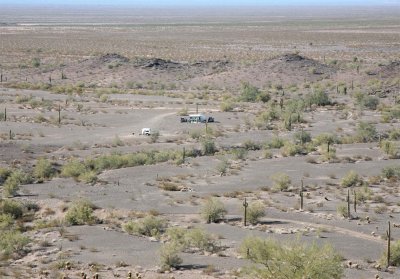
left=0, top=5, right=400, bottom=279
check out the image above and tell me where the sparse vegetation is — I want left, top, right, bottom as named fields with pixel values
left=201, top=197, right=226, bottom=223
left=239, top=236, right=343, bottom=279
left=65, top=200, right=97, bottom=226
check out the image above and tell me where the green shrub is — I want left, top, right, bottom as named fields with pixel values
left=78, top=171, right=98, bottom=184
left=0, top=168, right=11, bottom=184
left=239, top=236, right=343, bottom=279
left=381, top=165, right=400, bottom=179
left=0, top=230, right=30, bottom=258
left=201, top=197, right=226, bottom=223
left=231, top=148, right=248, bottom=160
left=380, top=140, right=398, bottom=158
left=380, top=240, right=400, bottom=267
left=281, top=142, right=302, bottom=157
left=220, top=100, right=235, bottom=112
left=388, top=128, right=400, bottom=140
left=65, top=200, right=97, bottom=226
left=239, top=81, right=261, bottom=102
left=307, top=90, right=331, bottom=106
left=242, top=140, right=261, bottom=150
left=271, top=173, right=291, bottom=192
left=340, top=170, right=361, bottom=188
left=2, top=170, right=31, bottom=198
left=0, top=199, right=24, bottom=219
left=267, top=137, right=286, bottom=149
left=31, top=57, right=41, bottom=68
left=202, top=138, right=216, bottom=155
left=336, top=204, right=349, bottom=218
left=34, top=158, right=54, bottom=180
left=246, top=201, right=265, bottom=225
left=124, top=216, right=167, bottom=237
left=216, top=158, right=230, bottom=175
left=160, top=243, right=182, bottom=269
left=313, top=133, right=340, bottom=146
left=293, top=131, right=312, bottom=144
left=165, top=227, right=219, bottom=253
left=61, top=159, right=86, bottom=178
left=0, top=213, right=14, bottom=230
left=355, top=121, right=377, bottom=143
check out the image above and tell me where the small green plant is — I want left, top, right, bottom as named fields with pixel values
left=202, top=138, right=216, bottom=155
left=337, top=203, right=349, bottom=218
left=201, top=197, right=226, bottom=223
left=123, top=216, right=167, bottom=237
left=382, top=165, right=400, bottom=179
left=0, top=199, right=24, bottom=219
left=271, top=172, right=291, bottom=191
left=340, top=170, right=361, bottom=188
left=355, top=121, right=377, bottom=143
left=160, top=243, right=182, bottom=270
left=34, top=158, right=54, bottom=181
left=0, top=230, right=30, bottom=259
left=65, top=200, right=97, bottom=226
left=380, top=140, right=398, bottom=158
left=246, top=201, right=265, bottom=225
left=216, top=158, right=230, bottom=175
left=2, top=170, right=31, bottom=198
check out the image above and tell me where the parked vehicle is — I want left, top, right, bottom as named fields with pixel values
left=141, top=128, right=151, bottom=136
left=180, top=114, right=215, bottom=123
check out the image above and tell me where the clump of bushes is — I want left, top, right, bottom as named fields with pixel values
left=34, top=158, right=54, bottom=181
left=65, top=199, right=97, bottom=226
left=2, top=170, right=32, bottom=198
left=340, top=170, right=361, bottom=188
left=202, top=138, right=216, bottom=155
left=246, top=201, right=265, bottom=225
left=123, top=216, right=167, bottom=238
left=160, top=227, right=220, bottom=270
left=238, top=236, right=343, bottom=279
left=382, top=165, right=400, bottom=180
left=271, top=173, right=291, bottom=192
left=201, top=197, right=226, bottom=223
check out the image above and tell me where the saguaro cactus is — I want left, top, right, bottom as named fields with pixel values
left=58, top=104, right=61, bottom=124
left=243, top=198, right=249, bottom=226
left=387, top=221, right=391, bottom=268
left=182, top=147, right=186, bottom=164
left=300, top=180, right=304, bottom=211
left=347, top=189, right=351, bottom=219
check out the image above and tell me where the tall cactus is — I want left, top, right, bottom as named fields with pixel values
left=243, top=198, right=248, bottom=226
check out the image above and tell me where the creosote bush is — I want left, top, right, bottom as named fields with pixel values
left=382, top=165, right=400, bottom=179
left=340, top=170, right=361, bottom=188
left=65, top=199, right=97, bottom=226
left=34, top=158, right=54, bottom=181
left=201, top=197, right=226, bottom=223
left=202, top=138, right=216, bottom=155
left=124, top=216, right=167, bottom=238
left=246, top=201, right=265, bottom=225
left=271, top=172, right=291, bottom=192
left=2, top=170, right=32, bottom=198
left=160, top=243, right=182, bottom=270
left=239, top=236, right=343, bottom=279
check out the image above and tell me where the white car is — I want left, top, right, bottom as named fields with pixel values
left=141, top=128, right=151, bottom=136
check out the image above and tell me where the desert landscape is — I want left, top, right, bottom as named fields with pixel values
left=0, top=4, right=400, bottom=279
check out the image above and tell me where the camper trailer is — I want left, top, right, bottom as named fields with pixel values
left=188, top=114, right=207, bottom=123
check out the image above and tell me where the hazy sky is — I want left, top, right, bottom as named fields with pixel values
left=1, top=0, right=399, bottom=6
